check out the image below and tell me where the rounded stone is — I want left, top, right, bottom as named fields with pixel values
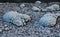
left=0, top=29, right=3, bottom=34
left=20, top=3, right=25, bottom=8
left=4, top=27, right=9, bottom=31
left=35, top=1, right=41, bottom=4
left=3, top=11, right=31, bottom=26
left=3, top=11, right=18, bottom=22
left=42, top=4, right=59, bottom=11
left=4, top=24, right=8, bottom=27
left=32, top=6, right=40, bottom=11
left=47, top=4, right=59, bottom=10
left=39, top=13, right=58, bottom=27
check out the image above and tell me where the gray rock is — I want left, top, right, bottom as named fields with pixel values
left=20, top=3, right=25, bottom=8
left=3, top=11, right=31, bottom=26
left=0, top=29, right=3, bottom=34
left=0, top=26, right=4, bottom=34
left=35, top=1, right=41, bottom=4
left=32, top=6, right=40, bottom=11
left=42, top=4, right=59, bottom=11
left=38, top=13, right=60, bottom=27
left=4, top=27, right=10, bottom=31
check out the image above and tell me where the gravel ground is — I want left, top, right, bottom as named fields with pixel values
left=0, top=2, right=60, bottom=37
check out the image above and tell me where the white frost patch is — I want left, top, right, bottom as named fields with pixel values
left=32, top=6, right=40, bottom=11
left=35, top=1, right=41, bottom=4
left=3, top=11, right=31, bottom=26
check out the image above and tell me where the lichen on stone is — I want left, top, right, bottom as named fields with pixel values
left=3, top=11, right=31, bottom=26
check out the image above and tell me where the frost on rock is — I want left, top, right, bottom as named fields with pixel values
left=42, top=4, right=59, bottom=11
left=32, top=6, right=40, bottom=12
left=3, top=11, right=31, bottom=26
left=35, top=1, right=41, bottom=4
left=20, top=3, right=25, bottom=8
left=36, top=13, right=59, bottom=27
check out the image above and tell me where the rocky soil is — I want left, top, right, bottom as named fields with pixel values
left=0, top=2, right=60, bottom=37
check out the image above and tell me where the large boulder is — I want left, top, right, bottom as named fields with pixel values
left=35, top=13, right=60, bottom=27
left=3, top=11, right=31, bottom=26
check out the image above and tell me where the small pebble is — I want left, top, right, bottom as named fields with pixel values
left=42, top=4, right=59, bottom=11
left=20, top=3, right=25, bottom=8
left=0, top=29, right=2, bottom=32
left=4, top=24, right=8, bottom=27
left=4, top=27, right=9, bottom=31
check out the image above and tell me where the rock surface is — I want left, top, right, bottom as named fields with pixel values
left=38, top=13, right=58, bottom=27
left=42, top=4, right=59, bottom=11
left=0, top=2, right=60, bottom=37
left=3, top=11, right=31, bottom=26
left=35, top=1, right=41, bottom=4
left=32, top=6, right=40, bottom=11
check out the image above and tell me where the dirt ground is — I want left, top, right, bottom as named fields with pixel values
left=0, top=2, right=60, bottom=37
